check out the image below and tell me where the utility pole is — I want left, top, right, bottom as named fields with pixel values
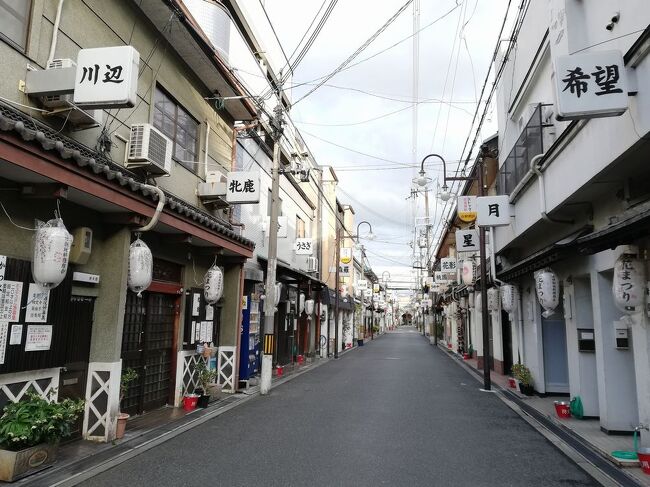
left=334, top=224, right=340, bottom=358
left=260, top=103, right=283, bottom=396
left=477, top=153, right=491, bottom=391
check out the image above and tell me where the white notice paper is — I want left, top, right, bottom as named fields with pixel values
left=0, top=322, right=7, bottom=364
left=206, top=321, right=213, bottom=342
left=25, top=325, right=53, bottom=352
left=26, top=284, right=50, bottom=323
left=9, top=324, right=22, bottom=345
left=0, top=255, right=6, bottom=280
left=200, top=322, right=208, bottom=342
left=205, top=305, right=214, bottom=321
left=192, top=293, right=200, bottom=317
left=0, top=281, right=23, bottom=322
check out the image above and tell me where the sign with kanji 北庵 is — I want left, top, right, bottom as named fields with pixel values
left=74, top=46, right=139, bottom=108
left=226, top=171, right=260, bottom=203
left=457, top=196, right=477, bottom=222
left=294, top=238, right=313, bottom=255
left=477, top=195, right=511, bottom=227
left=553, top=50, right=628, bottom=120
left=455, top=229, right=479, bottom=252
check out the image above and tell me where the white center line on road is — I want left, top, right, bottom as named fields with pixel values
left=385, top=357, right=400, bottom=360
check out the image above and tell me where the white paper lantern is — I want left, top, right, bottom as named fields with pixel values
left=501, top=285, right=518, bottom=314
left=127, top=238, right=152, bottom=297
left=461, top=259, right=477, bottom=286
left=299, top=293, right=306, bottom=314
left=535, top=268, right=559, bottom=318
left=475, top=291, right=482, bottom=313
left=613, top=253, right=646, bottom=314
left=305, top=299, right=315, bottom=315
left=274, top=283, right=282, bottom=306
left=487, top=287, right=500, bottom=312
left=32, top=218, right=73, bottom=290
left=204, top=265, right=223, bottom=304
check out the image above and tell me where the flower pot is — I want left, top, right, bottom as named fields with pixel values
left=508, top=377, right=517, bottom=389
left=274, top=365, right=284, bottom=377
left=0, top=443, right=58, bottom=482
left=357, top=339, right=364, bottom=346
left=297, top=355, right=304, bottom=365
left=554, top=401, right=571, bottom=419
left=182, top=394, right=199, bottom=412
left=197, top=394, right=210, bottom=409
left=518, top=383, right=534, bottom=396
left=463, top=353, right=470, bottom=360
left=115, top=412, right=130, bottom=439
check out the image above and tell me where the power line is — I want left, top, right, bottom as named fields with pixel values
left=294, top=104, right=415, bottom=127
left=257, top=0, right=293, bottom=76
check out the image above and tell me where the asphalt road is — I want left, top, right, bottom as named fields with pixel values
left=81, top=328, right=597, bottom=487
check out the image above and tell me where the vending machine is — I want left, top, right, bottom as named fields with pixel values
left=239, top=292, right=261, bottom=381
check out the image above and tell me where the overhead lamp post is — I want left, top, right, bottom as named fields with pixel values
left=420, top=150, right=492, bottom=391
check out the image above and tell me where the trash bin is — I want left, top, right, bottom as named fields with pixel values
left=554, top=401, right=571, bottom=419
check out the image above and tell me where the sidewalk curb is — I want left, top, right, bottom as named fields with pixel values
left=432, top=340, right=640, bottom=487
left=31, top=344, right=366, bottom=487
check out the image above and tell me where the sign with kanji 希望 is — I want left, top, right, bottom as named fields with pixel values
left=74, top=46, right=139, bottom=108
left=226, top=171, right=260, bottom=203
left=294, top=238, right=313, bottom=255
left=457, top=196, right=477, bottom=222
left=477, top=195, right=511, bottom=227
left=553, top=50, right=628, bottom=120
left=455, top=229, right=479, bottom=252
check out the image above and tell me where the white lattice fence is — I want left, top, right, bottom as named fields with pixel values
left=175, top=351, right=208, bottom=406
left=0, top=368, right=59, bottom=405
left=83, top=362, right=120, bottom=442
left=217, top=346, right=236, bottom=393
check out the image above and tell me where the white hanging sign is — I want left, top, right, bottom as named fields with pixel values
left=0, top=281, right=23, bottom=322
left=434, top=271, right=449, bottom=283
left=613, top=253, right=645, bottom=314
left=477, top=195, right=511, bottom=227
left=441, top=258, right=457, bottom=273
left=364, top=289, right=373, bottom=298
left=339, top=263, right=350, bottom=277
left=553, top=50, right=628, bottom=120
left=455, top=229, right=479, bottom=252
left=501, top=285, right=518, bottom=314
left=25, top=324, right=53, bottom=352
left=357, top=279, right=367, bottom=290
left=340, top=248, right=353, bottom=265
left=226, top=171, right=260, bottom=204
left=294, top=238, right=314, bottom=255
left=373, top=283, right=380, bottom=293
left=457, top=196, right=477, bottom=222
left=74, top=46, right=139, bottom=108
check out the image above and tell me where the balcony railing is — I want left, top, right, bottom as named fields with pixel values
left=497, top=104, right=554, bottom=195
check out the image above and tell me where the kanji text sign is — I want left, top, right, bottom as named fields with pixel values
left=477, top=195, right=511, bottom=227
left=226, top=171, right=260, bottom=203
left=455, top=229, right=479, bottom=252
left=554, top=50, right=628, bottom=120
left=74, top=46, right=139, bottom=107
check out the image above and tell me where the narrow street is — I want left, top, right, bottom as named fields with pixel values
left=81, top=330, right=596, bottom=487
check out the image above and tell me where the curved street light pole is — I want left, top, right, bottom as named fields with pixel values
left=356, top=221, right=373, bottom=343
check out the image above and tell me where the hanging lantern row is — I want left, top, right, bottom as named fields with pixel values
left=299, top=293, right=305, bottom=315
left=204, top=264, right=224, bottom=305
left=305, top=299, right=315, bottom=315
left=32, top=218, right=73, bottom=290
left=487, top=287, right=500, bottom=312
left=535, top=267, right=559, bottom=318
left=461, top=259, right=477, bottom=286
left=127, top=237, right=152, bottom=297
left=501, top=284, right=518, bottom=314
left=613, top=252, right=646, bottom=314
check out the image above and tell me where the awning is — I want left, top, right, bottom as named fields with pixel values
left=257, top=256, right=325, bottom=288
left=498, top=225, right=592, bottom=281
left=320, top=287, right=355, bottom=311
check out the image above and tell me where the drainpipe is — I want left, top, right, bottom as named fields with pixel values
left=136, top=184, right=166, bottom=232
left=47, top=0, right=65, bottom=67
left=530, top=153, right=574, bottom=225
left=517, top=289, right=525, bottom=364
left=229, top=122, right=258, bottom=230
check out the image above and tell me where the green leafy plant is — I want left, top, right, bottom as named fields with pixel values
left=194, top=360, right=217, bottom=393
left=0, top=393, right=84, bottom=451
left=120, top=368, right=138, bottom=403
left=511, top=363, right=533, bottom=386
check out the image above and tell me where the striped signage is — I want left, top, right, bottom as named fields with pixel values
left=263, top=334, right=274, bottom=354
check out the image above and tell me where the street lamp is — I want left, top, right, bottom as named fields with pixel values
left=420, top=150, right=492, bottom=391
left=354, top=221, right=374, bottom=343
left=381, top=271, right=391, bottom=283
left=355, top=221, right=375, bottom=242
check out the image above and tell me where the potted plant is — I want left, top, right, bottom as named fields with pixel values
left=194, top=360, right=217, bottom=408
left=0, top=393, right=84, bottom=482
left=512, top=363, right=534, bottom=396
left=117, top=368, right=138, bottom=439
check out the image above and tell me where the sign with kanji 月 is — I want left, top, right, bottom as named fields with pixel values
left=226, top=171, right=260, bottom=203
left=74, top=46, right=139, bottom=108
left=477, top=195, right=511, bottom=227
left=455, top=229, right=479, bottom=252
left=553, top=50, right=628, bottom=120
left=457, top=196, right=477, bottom=222
left=294, top=238, right=313, bottom=255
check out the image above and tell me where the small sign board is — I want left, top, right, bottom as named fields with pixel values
left=25, top=325, right=53, bottom=352
left=340, top=248, right=353, bottom=265
left=477, top=195, right=511, bottom=227
left=226, top=171, right=260, bottom=204
left=457, top=196, right=477, bottom=222
left=455, top=229, right=480, bottom=252
left=294, top=238, right=313, bottom=255
left=357, top=279, right=367, bottom=290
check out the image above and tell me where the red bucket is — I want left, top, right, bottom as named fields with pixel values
left=508, top=378, right=517, bottom=389
left=554, top=401, right=571, bottom=419
left=275, top=365, right=284, bottom=377
left=297, top=355, right=304, bottom=365
left=638, top=448, right=650, bottom=475
left=183, top=394, right=198, bottom=412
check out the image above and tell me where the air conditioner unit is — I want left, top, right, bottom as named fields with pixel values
left=307, top=257, right=318, bottom=273
left=125, top=124, right=172, bottom=176
left=41, top=59, right=76, bottom=108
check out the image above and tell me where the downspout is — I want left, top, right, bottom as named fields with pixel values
left=530, top=153, right=574, bottom=225
left=136, top=184, right=166, bottom=232
left=47, top=0, right=65, bottom=67
left=229, top=122, right=258, bottom=230
left=517, top=289, right=525, bottom=364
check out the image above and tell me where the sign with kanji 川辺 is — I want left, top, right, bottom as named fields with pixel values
left=477, top=195, right=511, bottom=227
left=553, top=50, right=628, bottom=120
left=226, top=171, right=260, bottom=203
left=457, top=196, right=477, bottom=222
left=455, top=229, right=479, bottom=252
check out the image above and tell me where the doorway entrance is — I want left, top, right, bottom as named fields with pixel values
left=542, top=311, right=570, bottom=393
left=501, top=310, right=513, bottom=376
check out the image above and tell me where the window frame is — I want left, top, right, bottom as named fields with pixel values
left=0, top=0, right=33, bottom=53
left=152, top=85, right=200, bottom=175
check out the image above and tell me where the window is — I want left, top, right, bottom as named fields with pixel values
left=153, top=86, right=199, bottom=173
left=0, top=0, right=31, bottom=51
left=296, top=216, right=305, bottom=238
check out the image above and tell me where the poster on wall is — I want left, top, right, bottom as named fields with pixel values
left=26, top=284, right=50, bottom=323
left=25, top=324, right=53, bottom=352
left=0, top=281, right=23, bottom=322
left=0, top=255, right=6, bottom=280
left=205, top=305, right=214, bottom=321
left=9, top=324, right=22, bottom=345
left=0, top=322, right=7, bottom=364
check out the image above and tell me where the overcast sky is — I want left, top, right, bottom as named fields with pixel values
left=260, top=0, right=510, bottom=289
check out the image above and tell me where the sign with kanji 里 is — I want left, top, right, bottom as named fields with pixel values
left=477, top=195, right=511, bottom=227
left=553, top=50, right=628, bottom=120
left=294, top=238, right=313, bottom=255
left=457, top=196, right=477, bottom=222
left=455, top=229, right=479, bottom=252
left=226, top=171, right=260, bottom=203
left=74, top=46, right=139, bottom=108
left=340, top=247, right=353, bottom=265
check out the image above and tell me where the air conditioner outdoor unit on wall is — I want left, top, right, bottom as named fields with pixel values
left=40, top=59, right=76, bottom=108
left=125, top=124, right=172, bottom=176
left=307, top=257, right=318, bottom=273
